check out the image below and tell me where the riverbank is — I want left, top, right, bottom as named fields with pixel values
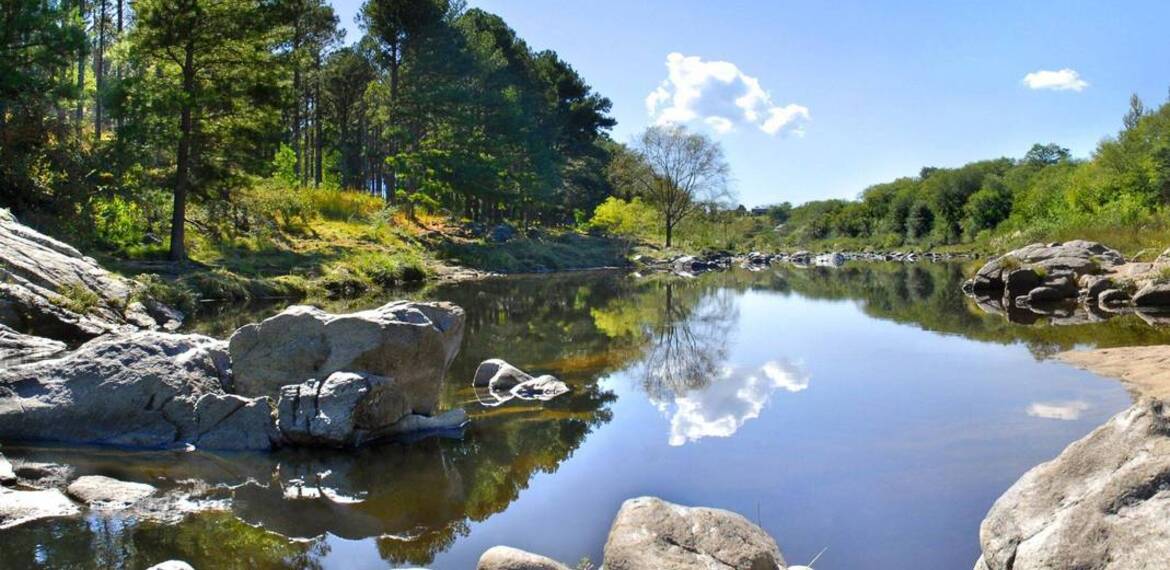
left=1059, top=345, right=1170, bottom=400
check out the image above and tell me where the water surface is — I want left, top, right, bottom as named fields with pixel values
left=4, top=263, right=1168, bottom=569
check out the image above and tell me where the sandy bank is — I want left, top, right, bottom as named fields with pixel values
left=1058, top=345, right=1170, bottom=400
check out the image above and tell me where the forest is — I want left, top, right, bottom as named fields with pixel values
left=0, top=0, right=618, bottom=264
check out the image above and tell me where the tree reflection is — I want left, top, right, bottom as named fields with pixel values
left=637, top=282, right=737, bottom=402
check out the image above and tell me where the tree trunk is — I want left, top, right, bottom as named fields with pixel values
left=665, top=220, right=673, bottom=248
left=314, top=51, right=323, bottom=187
left=169, top=44, right=196, bottom=262
left=94, top=0, right=106, bottom=141
left=75, top=0, right=86, bottom=138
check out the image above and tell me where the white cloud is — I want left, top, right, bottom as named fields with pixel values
left=1022, top=68, right=1089, bottom=92
left=1027, top=400, right=1089, bottom=421
left=647, top=52, right=810, bottom=137
left=656, top=360, right=809, bottom=446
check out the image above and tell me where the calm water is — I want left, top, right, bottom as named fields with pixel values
left=5, top=263, right=1170, bottom=569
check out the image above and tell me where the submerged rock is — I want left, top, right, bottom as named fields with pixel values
left=228, top=301, right=465, bottom=414
left=0, top=487, right=79, bottom=529
left=978, top=399, right=1170, bottom=570
left=604, top=496, right=786, bottom=570
left=0, top=332, right=253, bottom=449
left=477, top=546, right=570, bottom=570
left=473, top=359, right=569, bottom=406
left=66, top=475, right=156, bottom=510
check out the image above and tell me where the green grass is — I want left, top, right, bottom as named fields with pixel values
left=441, top=231, right=627, bottom=273
left=54, top=282, right=101, bottom=314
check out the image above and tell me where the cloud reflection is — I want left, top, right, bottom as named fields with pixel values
left=1027, top=400, right=1089, bottom=421
left=656, top=360, right=809, bottom=446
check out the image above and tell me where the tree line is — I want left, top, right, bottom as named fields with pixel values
left=769, top=94, right=1170, bottom=250
left=0, top=0, right=618, bottom=260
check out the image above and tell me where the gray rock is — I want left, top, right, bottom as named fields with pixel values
left=0, top=487, right=79, bottom=529
left=1133, top=282, right=1170, bottom=308
left=0, top=332, right=238, bottom=449
left=1025, top=286, right=1067, bottom=304
left=1003, top=268, right=1042, bottom=297
left=477, top=546, right=570, bottom=570
left=978, top=400, right=1170, bottom=570
left=276, top=372, right=411, bottom=447
left=971, top=241, right=1123, bottom=298
left=66, top=475, right=156, bottom=509
left=0, top=324, right=66, bottom=366
left=228, top=301, right=465, bottom=415
left=192, top=394, right=278, bottom=451
left=603, top=496, right=786, bottom=570
left=0, top=208, right=174, bottom=340
left=1079, top=274, right=1114, bottom=302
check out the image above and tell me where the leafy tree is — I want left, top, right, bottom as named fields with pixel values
left=1023, top=143, right=1071, bottom=166
left=124, top=0, right=285, bottom=260
left=613, top=125, right=732, bottom=247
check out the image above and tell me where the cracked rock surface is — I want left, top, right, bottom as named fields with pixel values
left=977, top=399, right=1170, bottom=570
left=0, top=331, right=247, bottom=449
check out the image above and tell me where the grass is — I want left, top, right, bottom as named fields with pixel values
left=54, top=281, right=102, bottom=314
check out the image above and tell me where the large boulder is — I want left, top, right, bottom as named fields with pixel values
left=276, top=371, right=411, bottom=448
left=603, top=496, right=786, bottom=570
left=0, top=324, right=66, bottom=365
left=0, top=332, right=274, bottom=450
left=978, top=400, right=1170, bottom=570
left=0, top=208, right=175, bottom=340
left=477, top=546, right=570, bottom=570
left=228, top=301, right=465, bottom=414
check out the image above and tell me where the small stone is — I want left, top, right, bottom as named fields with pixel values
left=66, top=475, right=156, bottom=510
left=477, top=546, right=570, bottom=570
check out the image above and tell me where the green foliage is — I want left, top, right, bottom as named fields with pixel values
left=91, top=196, right=149, bottom=250
left=133, top=273, right=198, bottom=314
left=272, top=144, right=299, bottom=187
left=589, top=197, right=658, bottom=240
left=54, top=282, right=101, bottom=315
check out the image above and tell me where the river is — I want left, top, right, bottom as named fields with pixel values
left=4, top=263, right=1169, bottom=569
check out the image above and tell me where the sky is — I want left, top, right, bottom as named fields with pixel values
left=333, top=0, right=1170, bottom=207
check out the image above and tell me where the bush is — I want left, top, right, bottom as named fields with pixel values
left=91, top=195, right=149, bottom=250
left=305, top=188, right=384, bottom=221
left=589, top=197, right=658, bottom=241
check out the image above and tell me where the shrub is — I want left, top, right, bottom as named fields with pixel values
left=589, top=197, right=658, bottom=241
left=55, top=282, right=101, bottom=314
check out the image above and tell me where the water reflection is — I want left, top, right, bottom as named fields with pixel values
left=1026, top=400, right=1090, bottom=421
left=660, top=360, right=809, bottom=446
left=4, top=263, right=1170, bottom=569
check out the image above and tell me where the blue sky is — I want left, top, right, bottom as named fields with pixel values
left=333, top=0, right=1170, bottom=207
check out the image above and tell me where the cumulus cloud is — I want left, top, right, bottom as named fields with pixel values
left=1027, top=400, right=1090, bottom=421
left=1022, top=68, right=1089, bottom=92
left=656, top=360, right=809, bottom=446
left=646, top=52, right=810, bottom=136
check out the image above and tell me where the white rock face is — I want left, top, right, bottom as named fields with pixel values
left=0, top=208, right=169, bottom=340
left=0, top=487, right=80, bottom=530
left=477, top=545, right=570, bottom=570
left=604, top=496, right=786, bottom=570
left=228, top=301, right=465, bottom=414
left=978, top=399, right=1170, bottom=569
